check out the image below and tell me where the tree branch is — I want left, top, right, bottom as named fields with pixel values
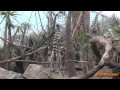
left=0, top=37, right=32, bottom=49
left=79, top=36, right=113, bottom=79
left=80, top=65, right=104, bottom=79
left=89, top=36, right=112, bottom=66
left=10, top=60, right=50, bottom=64
left=0, top=46, right=46, bottom=64
left=80, top=60, right=120, bottom=79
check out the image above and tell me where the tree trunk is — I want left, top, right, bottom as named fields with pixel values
left=82, top=11, right=90, bottom=33
left=3, top=18, right=9, bottom=70
left=65, top=11, right=76, bottom=77
left=48, top=11, right=54, bottom=51
left=72, top=11, right=90, bottom=33
left=72, top=11, right=90, bottom=73
left=21, top=27, right=27, bottom=45
left=83, top=11, right=90, bottom=73
left=8, top=16, right=12, bottom=44
left=72, top=11, right=81, bottom=32
left=7, top=15, right=12, bottom=70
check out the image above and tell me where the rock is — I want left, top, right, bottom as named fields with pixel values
left=50, top=72, right=68, bottom=79
left=0, top=67, right=23, bottom=79
left=70, top=76, right=80, bottom=79
left=13, top=74, right=28, bottom=79
left=23, top=64, right=52, bottom=79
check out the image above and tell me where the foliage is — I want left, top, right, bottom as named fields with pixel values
left=107, top=14, right=120, bottom=28
left=104, top=14, right=120, bottom=40
left=75, top=32, right=90, bottom=49
left=114, top=25, right=120, bottom=34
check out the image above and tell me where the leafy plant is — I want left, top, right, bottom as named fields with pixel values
left=107, top=14, right=120, bottom=28
left=114, top=25, right=120, bottom=34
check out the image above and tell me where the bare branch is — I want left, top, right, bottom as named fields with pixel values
left=0, top=46, right=46, bottom=64
left=80, top=60, right=120, bottom=79
left=80, top=65, right=104, bottom=79
left=79, top=36, right=113, bottom=79
left=0, top=37, right=32, bottom=49
left=9, top=60, right=50, bottom=64
left=89, top=36, right=112, bottom=66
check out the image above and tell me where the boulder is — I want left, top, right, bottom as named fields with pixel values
left=0, top=67, right=24, bottom=79
left=23, top=64, right=52, bottom=79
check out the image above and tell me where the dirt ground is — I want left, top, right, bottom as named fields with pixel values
left=50, top=66, right=113, bottom=79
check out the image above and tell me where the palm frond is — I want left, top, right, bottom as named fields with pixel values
left=107, top=14, right=120, bottom=28
left=114, top=25, right=120, bottom=34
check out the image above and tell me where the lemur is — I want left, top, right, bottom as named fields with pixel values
left=49, top=24, right=63, bottom=72
left=91, top=11, right=102, bottom=36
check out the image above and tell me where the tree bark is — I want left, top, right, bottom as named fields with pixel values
left=79, top=36, right=112, bottom=79
left=82, top=11, right=90, bottom=33
left=3, top=17, right=9, bottom=70
left=21, top=26, right=27, bottom=45
left=90, top=36, right=112, bottom=66
left=72, top=11, right=90, bottom=33
left=65, top=11, right=76, bottom=77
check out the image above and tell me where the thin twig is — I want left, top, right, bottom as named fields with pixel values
left=11, top=60, right=50, bottom=64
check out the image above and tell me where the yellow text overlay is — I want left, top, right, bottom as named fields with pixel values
left=96, top=73, right=119, bottom=77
